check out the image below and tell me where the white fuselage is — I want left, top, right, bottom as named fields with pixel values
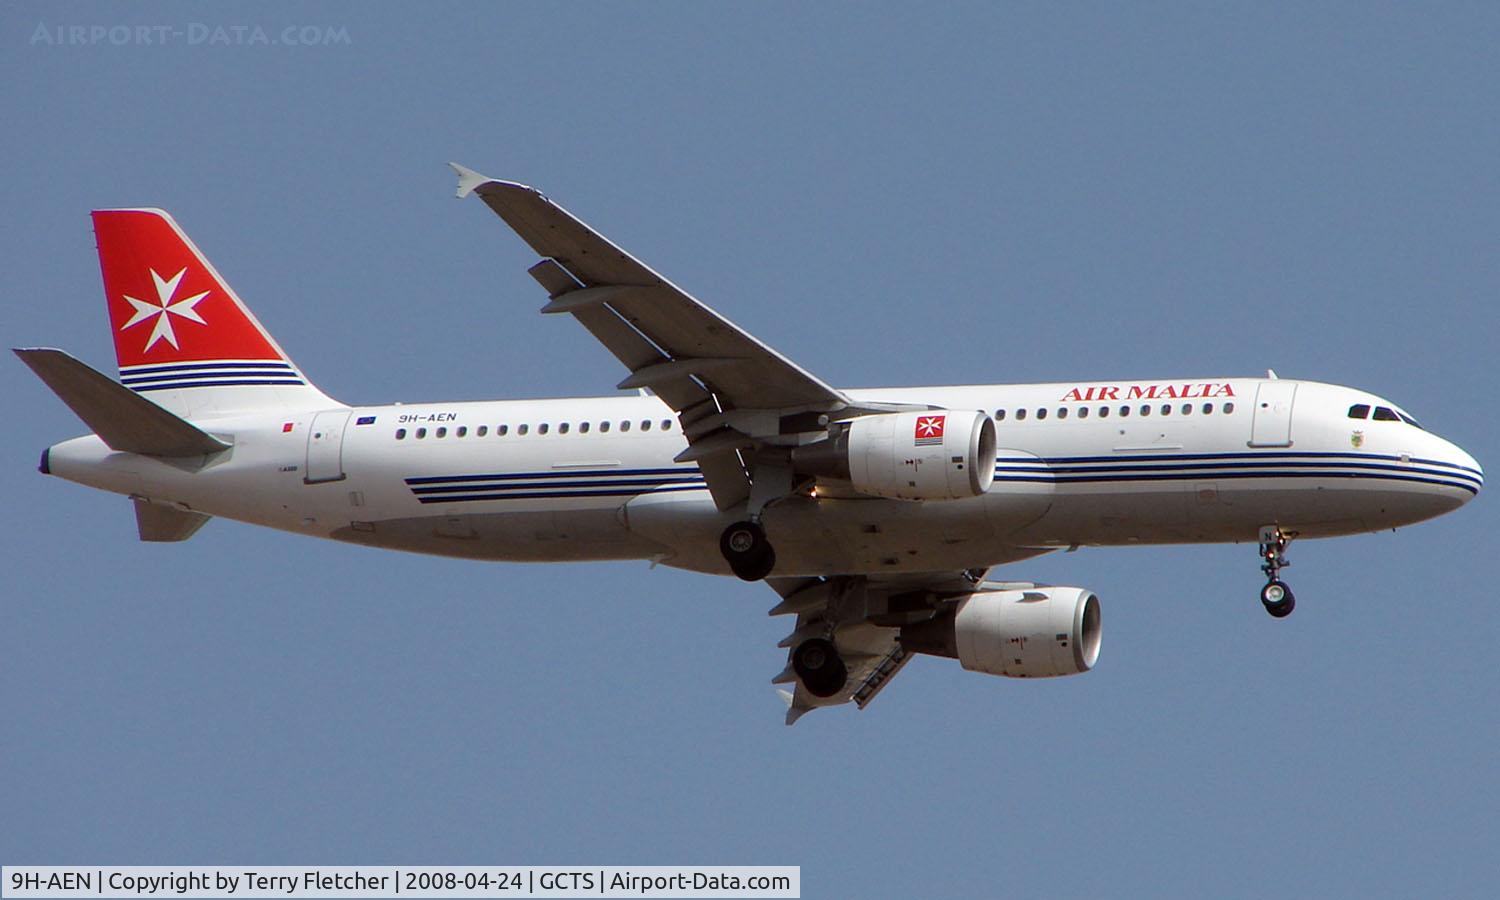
left=44, top=377, right=1482, bottom=576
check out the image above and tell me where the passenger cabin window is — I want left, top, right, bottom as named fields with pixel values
left=641, top=420, right=652, bottom=431
left=580, top=422, right=590, bottom=433
left=396, top=428, right=407, bottom=440
left=497, top=425, right=508, bottom=436
left=1140, top=405, right=1150, bottom=416
left=1036, top=408, right=1048, bottom=420
left=661, top=420, right=672, bottom=431
left=435, top=427, right=447, bottom=438
left=538, top=423, right=549, bottom=435
left=1373, top=407, right=1401, bottom=422
left=477, top=425, right=488, bottom=437
left=1224, top=402, right=1235, bottom=414
left=1348, top=404, right=1371, bottom=419
left=601, top=421, right=611, bottom=433
left=1119, top=406, right=1130, bottom=417
left=559, top=423, right=570, bottom=434
left=620, top=421, right=631, bottom=432
left=518, top=424, right=528, bottom=435
left=1202, top=403, right=1214, bottom=414
left=1098, top=406, right=1109, bottom=418
left=1057, top=407, right=1068, bottom=419
left=1078, top=407, right=1089, bottom=419
left=456, top=426, right=467, bottom=437
left=416, top=428, right=427, bottom=439
left=1016, top=409, right=1027, bottom=421
left=1181, top=404, right=1192, bottom=415
left=994, top=410, right=1006, bottom=421
left=1160, top=404, right=1172, bottom=416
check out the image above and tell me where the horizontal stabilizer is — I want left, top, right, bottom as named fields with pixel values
left=15, top=348, right=231, bottom=457
left=134, top=497, right=211, bottom=542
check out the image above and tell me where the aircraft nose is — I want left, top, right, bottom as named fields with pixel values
left=1439, top=437, right=1482, bottom=501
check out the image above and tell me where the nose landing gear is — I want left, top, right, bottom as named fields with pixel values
left=1258, top=526, right=1296, bottom=618
left=1260, top=579, right=1295, bottom=617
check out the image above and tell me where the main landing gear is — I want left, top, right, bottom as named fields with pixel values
left=1258, top=526, right=1296, bottom=618
left=720, top=520, right=776, bottom=581
left=792, top=637, right=848, bottom=698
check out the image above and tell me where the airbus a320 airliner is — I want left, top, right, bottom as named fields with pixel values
left=20, top=164, right=1482, bottom=722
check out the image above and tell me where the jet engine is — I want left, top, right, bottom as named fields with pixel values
left=899, top=586, right=1101, bottom=678
left=791, top=410, right=996, bottom=501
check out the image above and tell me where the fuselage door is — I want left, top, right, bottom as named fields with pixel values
left=1249, top=382, right=1297, bottom=448
left=304, top=410, right=352, bottom=483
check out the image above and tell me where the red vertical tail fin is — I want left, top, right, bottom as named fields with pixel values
left=92, top=209, right=338, bottom=417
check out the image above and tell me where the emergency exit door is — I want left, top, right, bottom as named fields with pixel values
left=304, top=410, right=352, bottom=483
left=1248, top=382, right=1297, bottom=448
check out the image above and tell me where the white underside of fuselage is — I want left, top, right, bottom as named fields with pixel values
left=44, top=378, right=1481, bottom=576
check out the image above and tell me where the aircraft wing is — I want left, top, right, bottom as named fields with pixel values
left=451, top=164, right=919, bottom=510
left=766, top=569, right=991, bottom=724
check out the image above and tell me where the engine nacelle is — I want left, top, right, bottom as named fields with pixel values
left=791, top=410, right=996, bottom=501
left=900, top=586, right=1101, bottom=678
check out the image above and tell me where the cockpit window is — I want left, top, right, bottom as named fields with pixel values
left=1357, top=401, right=1421, bottom=428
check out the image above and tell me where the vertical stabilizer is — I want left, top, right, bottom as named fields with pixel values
left=92, top=209, right=339, bottom=418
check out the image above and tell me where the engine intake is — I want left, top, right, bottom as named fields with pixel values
left=792, top=410, right=996, bottom=501
left=900, top=586, right=1101, bottom=678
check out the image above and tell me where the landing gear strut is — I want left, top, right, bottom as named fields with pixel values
left=1258, top=526, right=1296, bottom=618
left=792, top=637, right=847, bottom=698
left=720, top=520, right=776, bottom=581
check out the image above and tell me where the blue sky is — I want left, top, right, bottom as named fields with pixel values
left=3, top=3, right=1497, bottom=897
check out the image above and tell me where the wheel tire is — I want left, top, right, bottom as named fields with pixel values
left=793, top=637, right=848, bottom=698
left=730, top=544, right=776, bottom=582
left=1261, top=580, right=1296, bottom=618
left=721, top=521, right=775, bottom=581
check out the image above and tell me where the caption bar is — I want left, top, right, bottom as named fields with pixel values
left=2, top=868, right=799, bottom=899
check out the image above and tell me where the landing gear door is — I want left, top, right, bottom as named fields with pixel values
left=305, top=410, right=353, bottom=483
left=1249, top=382, right=1297, bottom=448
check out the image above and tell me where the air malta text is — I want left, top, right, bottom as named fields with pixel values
left=1060, top=383, right=1237, bottom=402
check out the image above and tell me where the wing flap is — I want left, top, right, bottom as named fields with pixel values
left=528, top=258, right=583, bottom=298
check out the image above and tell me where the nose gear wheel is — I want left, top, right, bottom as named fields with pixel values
left=1258, top=526, right=1296, bottom=618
